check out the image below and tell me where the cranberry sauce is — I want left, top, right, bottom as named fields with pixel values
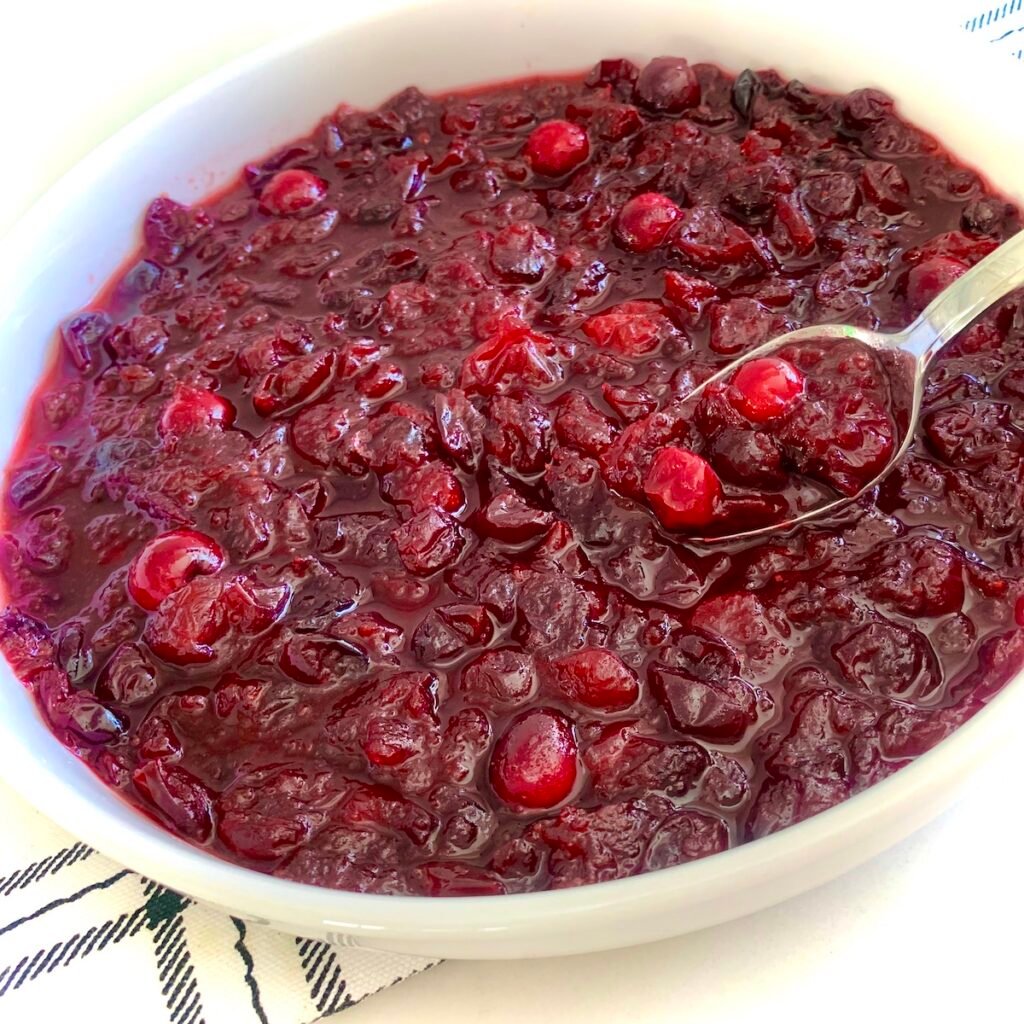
left=2, top=58, right=1022, bottom=896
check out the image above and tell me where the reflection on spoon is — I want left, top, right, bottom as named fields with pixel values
left=652, top=228, right=1024, bottom=544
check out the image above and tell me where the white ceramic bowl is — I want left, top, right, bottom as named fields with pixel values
left=1, top=0, right=1023, bottom=961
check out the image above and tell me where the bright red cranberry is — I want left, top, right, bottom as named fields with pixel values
left=523, top=120, right=590, bottom=176
left=128, top=529, right=225, bottom=611
left=615, top=192, right=683, bottom=253
left=490, top=708, right=578, bottom=810
left=906, top=256, right=968, bottom=315
left=258, top=169, right=328, bottom=215
left=730, top=357, right=805, bottom=423
left=634, top=57, right=700, bottom=113
left=643, top=448, right=722, bottom=530
left=548, top=648, right=639, bottom=711
left=158, top=384, right=236, bottom=437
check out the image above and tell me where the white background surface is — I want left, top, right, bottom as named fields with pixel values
left=2, top=1, right=1020, bottom=1021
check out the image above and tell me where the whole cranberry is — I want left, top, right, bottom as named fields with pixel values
left=128, top=529, right=226, bottom=611
left=643, top=448, right=722, bottom=530
left=258, top=169, right=328, bottom=215
left=614, top=192, right=683, bottom=253
left=634, top=57, right=701, bottom=113
left=730, top=357, right=805, bottom=423
left=490, top=708, right=579, bottom=810
left=523, top=120, right=590, bottom=176
left=158, top=384, right=236, bottom=437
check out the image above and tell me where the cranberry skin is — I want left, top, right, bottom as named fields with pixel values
left=671, top=205, right=759, bottom=270
left=143, top=577, right=230, bottom=666
left=730, top=357, right=805, bottom=423
left=60, top=311, right=112, bottom=373
left=906, top=257, right=968, bottom=315
left=415, top=862, right=507, bottom=897
left=663, top=271, right=717, bottom=317
left=393, top=508, right=464, bottom=576
left=253, top=349, right=336, bottom=418
left=158, top=384, right=236, bottom=437
left=490, top=708, right=579, bottom=810
left=143, top=197, right=212, bottom=264
left=258, top=169, right=328, bottom=215
left=523, top=120, right=590, bottom=176
left=132, top=761, right=214, bottom=842
left=128, top=530, right=226, bottom=611
left=548, top=648, right=640, bottom=711
left=614, top=192, right=683, bottom=253
left=461, top=325, right=564, bottom=395
left=643, top=448, right=722, bottom=530
left=582, top=301, right=673, bottom=358
left=634, top=57, right=701, bottom=113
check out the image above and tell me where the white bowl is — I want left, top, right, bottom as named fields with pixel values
left=1, top=0, right=1023, bottom=961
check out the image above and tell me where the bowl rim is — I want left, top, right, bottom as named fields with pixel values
left=2, top=0, right=1024, bottom=944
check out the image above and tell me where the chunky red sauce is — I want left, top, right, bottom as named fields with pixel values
left=2, top=58, right=1022, bottom=896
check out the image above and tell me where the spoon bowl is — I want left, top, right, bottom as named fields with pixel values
left=684, top=228, right=1024, bottom=543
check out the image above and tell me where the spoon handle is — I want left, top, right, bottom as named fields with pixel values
left=898, top=228, right=1024, bottom=363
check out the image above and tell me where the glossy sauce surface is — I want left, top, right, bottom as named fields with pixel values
left=2, top=58, right=1023, bottom=895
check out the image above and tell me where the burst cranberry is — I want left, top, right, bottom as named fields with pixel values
left=906, top=256, right=968, bottom=315
left=252, top=349, right=336, bottom=417
left=258, top=169, right=328, bottom=215
left=393, top=509, right=464, bottom=576
left=461, top=325, right=564, bottom=395
left=671, top=205, right=760, bottom=269
left=523, top=120, right=590, bottom=176
left=730, top=357, right=805, bottom=423
left=143, top=576, right=230, bottom=665
left=643, top=448, right=722, bottom=529
left=547, top=648, right=639, bottom=711
left=478, top=490, right=552, bottom=541
left=663, top=271, right=717, bottom=316
left=490, top=708, right=578, bottom=810
left=415, top=862, right=506, bottom=896
left=582, top=301, right=674, bottom=358
left=615, top=192, right=683, bottom=253
left=128, top=530, right=225, bottom=611
left=133, top=761, right=214, bottom=841
left=158, top=384, right=236, bottom=437
left=60, top=311, right=111, bottom=373
left=649, top=664, right=759, bottom=743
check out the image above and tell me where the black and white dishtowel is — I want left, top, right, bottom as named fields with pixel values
left=0, top=782, right=437, bottom=1024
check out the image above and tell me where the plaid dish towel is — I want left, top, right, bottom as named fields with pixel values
left=1, top=8, right=1021, bottom=1023
left=0, top=781, right=438, bottom=1022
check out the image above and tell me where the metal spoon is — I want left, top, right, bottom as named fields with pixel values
left=685, top=229, right=1024, bottom=544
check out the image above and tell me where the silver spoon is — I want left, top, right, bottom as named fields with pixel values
left=683, top=229, right=1024, bottom=544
